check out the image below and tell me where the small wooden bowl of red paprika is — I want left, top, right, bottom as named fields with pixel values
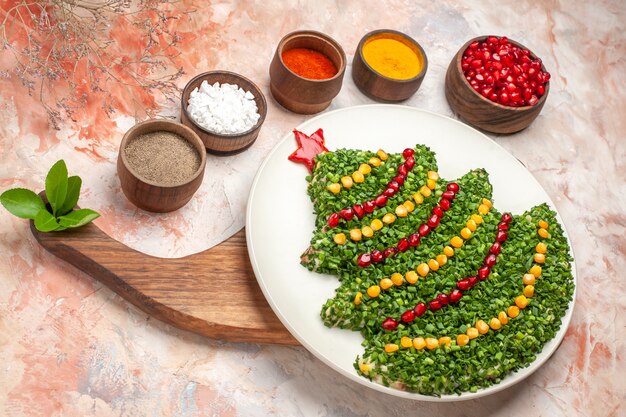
left=269, top=30, right=346, bottom=114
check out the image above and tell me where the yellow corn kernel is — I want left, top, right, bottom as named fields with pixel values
left=350, top=229, right=362, bottom=241
left=538, top=220, right=549, bottom=229
left=538, top=228, right=549, bottom=238
left=489, top=318, right=502, bottom=330
left=328, top=183, right=341, bottom=194
left=436, top=254, right=448, bottom=266
left=457, top=334, right=470, bottom=346
left=333, top=233, right=346, bottom=245
left=507, top=305, right=520, bottom=318
left=403, top=200, right=415, bottom=212
left=478, top=204, right=490, bottom=215
left=384, top=343, right=399, bottom=353
left=466, top=327, right=479, bottom=339
left=341, top=176, right=353, bottom=189
left=476, top=320, right=489, bottom=334
left=498, top=311, right=509, bottom=325
left=382, top=213, right=396, bottom=224
left=428, top=259, right=440, bottom=271
left=377, top=149, right=388, bottom=161
left=361, top=226, right=374, bottom=238
left=358, top=163, right=372, bottom=175
left=450, top=236, right=464, bottom=248
left=471, top=214, right=483, bottom=224
left=400, top=336, right=413, bottom=348
left=416, top=263, right=430, bottom=277
left=352, top=170, right=365, bottom=183
left=427, top=179, right=437, bottom=190
left=439, top=336, right=452, bottom=347
left=358, top=360, right=371, bottom=373
left=515, top=295, right=529, bottom=309
left=395, top=205, right=408, bottom=218
left=482, top=198, right=493, bottom=208
left=412, top=192, right=424, bottom=204
left=522, top=273, right=536, bottom=285
left=523, top=285, right=535, bottom=298
left=443, top=246, right=455, bottom=257
left=354, top=292, right=363, bottom=305
left=460, top=227, right=472, bottom=240
left=425, top=338, right=439, bottom=350
left=428, top=171, right=439, bottom=181
left=390, top=273, right=404, bottom=286
left=530, top=265, right=542, bottom=278
left=367, top=285, right=380, bottom=298
left=413, top=337, right=426, bottom=350
left=536, top=242, right=547, bottom=254
left=371, top=219, right=383, bottom=231
left=466, top=219, right=477, bottom=232
left=420, top=185, right=432, bottom=197
left=534, top=253, right=546, bottom=264
left=368, top=157, right=382, bottom=167
left=405, top=270, right=418, bottom=284
left=380, top=278, right=393, bottom=290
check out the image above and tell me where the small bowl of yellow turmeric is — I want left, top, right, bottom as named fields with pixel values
left=352, top=29, right=428, bottom=102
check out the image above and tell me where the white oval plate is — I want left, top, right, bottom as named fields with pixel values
left=246, top=105, right=576, bottom=401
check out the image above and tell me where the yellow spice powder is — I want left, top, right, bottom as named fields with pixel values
left=362, top=37, right=422, bottom=80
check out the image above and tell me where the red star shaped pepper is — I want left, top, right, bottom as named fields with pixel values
left=288, top=128, right=329, bottom=173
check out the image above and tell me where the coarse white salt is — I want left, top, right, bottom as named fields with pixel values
left=187, top=81, right=261, bottom=135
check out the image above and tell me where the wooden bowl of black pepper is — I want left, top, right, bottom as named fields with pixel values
left=117, top=119, right=207, bottom=213
left=269, top=30, right=346, bottom=114
left=445, top=35, right=550, bottom=134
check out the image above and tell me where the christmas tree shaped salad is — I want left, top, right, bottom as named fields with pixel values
left=289, top=129, right=575, bottom=396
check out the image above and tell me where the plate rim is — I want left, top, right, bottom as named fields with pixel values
left=246, top=103, right=577, bottom=402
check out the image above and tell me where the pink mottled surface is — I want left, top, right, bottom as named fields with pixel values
left=1, top=1, right=624, bottom=416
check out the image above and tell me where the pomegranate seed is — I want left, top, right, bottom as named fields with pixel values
left=471, top=59, right=483, bottom=69
left=450, top=289, right=463, bottom=303
left=414, top=302, right=427, bottom=317
left=437, top=293, right=450, bottom=305
left=405, top=156, right=415, bottom=170
left=371, top=250, right=384, bottom=263
left=528, top=95, right=539, bottom=106
left=397, top=238, right=409, bottom=252
left=402, top=148, right=414, bottom=158
left=441, top=190, right=456, bottom=200
left=427, top=214, right=440, bottom=228
left=489, top=242, right=502, bottom=255
left=469, top=41, right=479, bottom=49
left=393, top=175, right=405, bottom=185
left=440, top=199, right=451, bottom=211
left=363, top=201, right=375, bottom=213
left=468, top=276, right=479, bottom=287
left=388, top=181, right=400, bottom=191
left=408, top=233, right=421, bottom=247
left=478, top=266, right=490, bottom=280
left=476, top=73, right=485, bottom=82
left=375, top=195, right=388, bottom=207
left=401, top=310, right=416, bottom=323
left=501, top=213, right=512, bottom=223
left=398, top=164, right=408, bottom=176
left=496, top=230, right=508, bottom=242
left=432, top=206, right=444, bottom=217
left=498, top=222, right=509, bottom=231
left=536, top=85, right=545, bottom=95
left=383, top=247, right=396, bottom=259
left=484, top=254, right=497, bottom=268
left=510, top=91, right=521, bottom=102
left=382, top=317, right=399, bottom=331
left=339, top=208, right=354, bottom=221
left=429, top=299, right=443, bottom=311
left=383, top=188, right=396, bottom=197
left=327, top=213, right=339, bottom=228
left=353, top=204, right=364, bottom=219
left=500, top=92, right=509, bottom=103
left=357, top=253, right=371, bottom=268
left=457, top=278, right=471, bottom=291
left=462, top=62, right=469, bottom=71
left=418, top=224, right=430, bottom=237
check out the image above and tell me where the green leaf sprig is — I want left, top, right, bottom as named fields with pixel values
left=1, top=160, right=100, bottom=232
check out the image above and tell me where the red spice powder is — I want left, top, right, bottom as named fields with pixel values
left=282, top=48, right=338, bottom=80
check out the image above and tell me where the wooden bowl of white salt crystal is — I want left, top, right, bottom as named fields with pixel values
left=181, top=71, right=267, bottom=155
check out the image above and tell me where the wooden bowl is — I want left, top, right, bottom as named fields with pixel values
left=269, top=30, right=346, bottom=114
left=117, top=119, right=207, bottom=213
left=352, top=29, right=428, bottom=102
left=445, top=36, right=550, bottom=134
left=181, top=71, right=267, bottom=155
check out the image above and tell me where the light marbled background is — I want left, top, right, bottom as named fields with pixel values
left=0, top=1, right=624, bottom=416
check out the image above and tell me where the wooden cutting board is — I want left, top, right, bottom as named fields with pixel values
left=30, top=222, right=298, bottom=345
